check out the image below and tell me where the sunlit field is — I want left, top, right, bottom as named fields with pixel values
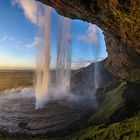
left=0, top=70, right=33, bottom=92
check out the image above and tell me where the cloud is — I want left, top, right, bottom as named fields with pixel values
left=77, top=24, right=99, bottom=44
left=26, top=36, right=41, bottom=48
left=0, top=35, right=39, bottom=51
left=1, top=36, right=8, bottom=42
left=0, top=35, right=21, bottom=44
left=12, top=0, right=39, bottom=25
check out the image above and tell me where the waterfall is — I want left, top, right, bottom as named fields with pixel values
left=35, top=7, right=72, bottom=108
left=34, top=6, right=102, bottom=109
left=94, top=62, right=100, bottom=92
left=35, top=7, right=51, bottom=109
left=56, top=16, right=72, bottom=96
left=92, top=25, right=102, bottom=94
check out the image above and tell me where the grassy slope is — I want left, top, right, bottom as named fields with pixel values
left=69, top=81, right=140, bottom=140
left=69, top=113, right=140, bottom=140
left=89, top=81, right=127, bottom=125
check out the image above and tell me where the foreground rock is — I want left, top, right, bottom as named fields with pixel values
left=70, top=113, right=140, bottom=140
left=0, top=128, right=9, bottom=137
left=18, top=121, right=28, bottom=129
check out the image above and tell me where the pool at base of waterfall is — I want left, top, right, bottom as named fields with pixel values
left=0, top=88, right=95, bottom=136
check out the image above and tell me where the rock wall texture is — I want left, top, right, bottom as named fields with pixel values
left=38, top=0, right=140, bottom=81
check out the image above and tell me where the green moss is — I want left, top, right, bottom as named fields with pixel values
left=69, top=113, right=140, bottom=140
left=89, top=81, right=127, bottom=125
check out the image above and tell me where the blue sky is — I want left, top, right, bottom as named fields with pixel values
left=0, top=0, right=107, bottom=69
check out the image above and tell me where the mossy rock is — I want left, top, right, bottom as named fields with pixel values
left=89, top=80, right=127, bottom=125
left=69, top=113, right=140, bottom=140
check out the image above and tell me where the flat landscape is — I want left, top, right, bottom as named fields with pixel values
left=0, top=70, right=33, bottom=91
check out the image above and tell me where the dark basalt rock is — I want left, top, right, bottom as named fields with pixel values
left=18, top=121, right=28, bottom=129
left=0, top=128, right=9, bottom=137
left=37, top=0, right=140, bottom=81
left=110, top=81, right=140, bottom=122
left=71, top=59, right=117, bottom=96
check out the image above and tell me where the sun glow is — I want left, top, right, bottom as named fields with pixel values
left=0, top=52, right=35, bottom=69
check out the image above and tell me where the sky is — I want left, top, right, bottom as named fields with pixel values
left=0, top=0, right=107, bottom=70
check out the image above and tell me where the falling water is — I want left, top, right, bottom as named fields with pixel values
left=34, top=7, right=103, bottom=108
left=92, top=24, right=107, bottom=95
left=93, top=25, right=106, bottom=93
left=35, top=8, right=72, bottom=108
left=56, top=17, right=72, bottom=96
left=94, top=62, right=100, bottom=92
left=92, top=25, right=102, bottom=94
left=35, top=7, right=51, bottom=108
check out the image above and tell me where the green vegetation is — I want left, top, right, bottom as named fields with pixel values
left=89, top=81, right=127, bottom=125
left=68, top=80, right=140, bottom=140
left=69, top=113, right=140, bottom=140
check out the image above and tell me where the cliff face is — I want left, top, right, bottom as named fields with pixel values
left=71, top=59, right=116, bottom=96
left=38, top=0, right=140, bottom=81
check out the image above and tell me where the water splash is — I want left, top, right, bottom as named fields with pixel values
left=56, top=16, right=72, bottom=96
left=35, top=7, right=51, bottom=109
